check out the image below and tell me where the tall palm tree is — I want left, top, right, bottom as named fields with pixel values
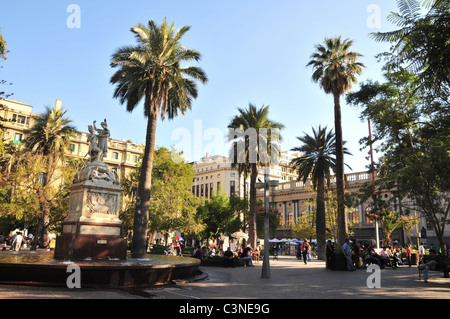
left=307, top=36, right=364, bottom=245
left=110, top=18, right=207, bottom=258
left=24, top=103, right=76, bottom=249
left=228, top=103, right=284, bottom=249
left=290, top=126, right=351, bottom=260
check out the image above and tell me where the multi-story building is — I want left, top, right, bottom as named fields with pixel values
left=191, top=151, right=448, bottom=248
left=0, top=98, right=34, bottom=145
left=0, top=98, right=143, bottom=181
left=190, top=151, right=300, bottom=200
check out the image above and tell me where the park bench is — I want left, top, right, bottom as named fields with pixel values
left=418, top=254, right=450, bottom=280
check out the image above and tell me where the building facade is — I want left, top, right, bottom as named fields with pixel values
left=0, top=98, right=143, bottom=181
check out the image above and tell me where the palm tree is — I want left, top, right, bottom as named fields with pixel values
left=290, top=126, right=351, bottom=260
left=228, top=103, right=284, bottom=249
left=110, top=18, right=207, bottom=258
left=307, top=36, right=364, bottom=245
left=24, top=103, right=76, bottom=249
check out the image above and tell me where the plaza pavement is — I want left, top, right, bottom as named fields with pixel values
left=0, top=255, right=449, bottom=300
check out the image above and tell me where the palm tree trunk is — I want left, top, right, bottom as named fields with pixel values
left=248, top=162, right=258, bottom=249
left=316, top=173, right=326, bottom=260
left=333, top=93, right=347, bottom=246
left=131, top=111, right=158, bottom=258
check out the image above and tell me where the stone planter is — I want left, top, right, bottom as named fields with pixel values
left=329, top=252, right=348, bottom=271
left=201, top=258, right=245, bottom=267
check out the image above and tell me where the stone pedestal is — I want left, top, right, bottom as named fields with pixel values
left=54, top=178, right=127, bottom=260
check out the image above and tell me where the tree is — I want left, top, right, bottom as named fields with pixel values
left=148, top=147, right=203, bottom=238
left=347, top=69, right=450, bottom=256
left=371, top=0, right=450, bottom=101
left=290, top=126, right=350, bottom=259
left=307, top=36, right=365, bottom=245
left=228, top=103, right=284, bottom=249
left=197, top=187, right=237, bottom=241
left=121, top=147, right=204, bottom=243
left=110, top=18, right=207, bottom=258
left=23, top=104, right=76, bottom=249
left=0, top=30, right=6, bottom=60
left=0, top=29, right=13, bottom=99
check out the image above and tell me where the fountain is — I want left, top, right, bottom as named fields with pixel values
left=0, top=119, right=200, bottom=288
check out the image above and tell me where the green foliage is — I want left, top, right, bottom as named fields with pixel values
left=121, top=147, right=204, bottom=237
left=347, top=15, right=450, bottom=252
left=371, top=0, right=450, bottom=100
left=307, top=36, right=365, bottom=96
left=196, top=186, right=237, bottom=240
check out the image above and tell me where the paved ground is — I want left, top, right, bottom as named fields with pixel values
left=1, top=255, right=449, bottom=300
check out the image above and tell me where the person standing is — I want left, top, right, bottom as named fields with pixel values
left=12, top=232, right=24, bottom=252
left=343, top=238, right=354, bottom=271
left=419, top=243, right=425, bottom=257
left=326, top=240, right=335, bottom=270
left=301, top=239, right=310, bottom=264
left=406, top=244, right=412, bottom=267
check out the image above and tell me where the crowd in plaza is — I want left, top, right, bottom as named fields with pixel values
left=0, top=231, right=34, bottom=252
left=324, top=238, right=450, bottom=283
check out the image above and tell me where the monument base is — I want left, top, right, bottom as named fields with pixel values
left=54, top=177, right=127, bottom=260
left=54, top=221, right=127, bottom=260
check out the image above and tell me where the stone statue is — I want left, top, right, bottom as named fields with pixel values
left=76, top=119, right=118, bottom=185
left=87, top=124, right=103, bottom=163
left=93, top=119, right=110, bottom=162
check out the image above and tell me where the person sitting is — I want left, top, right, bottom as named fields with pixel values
left=240, top=245, right=254, bottom=267
left=223, top=247, right=235, bottom=267
left=192, top=245, right=203, bottom=260
left=370, top=248, right=383, bottom=268
left=379, top=247, right=391, bottom=268
left=423, top=249, right=444, bottom=282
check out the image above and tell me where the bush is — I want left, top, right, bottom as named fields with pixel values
left=150, top=245, right=167, bottom=254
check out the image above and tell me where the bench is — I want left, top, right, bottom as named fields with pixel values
left=418, top=255, right=450, bottom=280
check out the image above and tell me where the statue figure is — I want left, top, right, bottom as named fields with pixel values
left=87, top=124, right=103, bottom=163
left=93, top=119, right=110, bottom=162
left=77, top=119, right=118, bottom=185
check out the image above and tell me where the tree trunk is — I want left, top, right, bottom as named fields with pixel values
left=333, top=93, right=347, bottom=246
left=248, top=162, right=258, bottom=249
left=316, top=173, right=326, bottom=260
left=131, top=111, right=158, bottom=258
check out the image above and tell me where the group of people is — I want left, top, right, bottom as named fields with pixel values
left=296, top=239, right=312, bottom=264
left=1, top=232, right=32, bottom=252
left=191, top=243, right=260, bottom=267
left=326, top=238, right=419, bottom=271
left=164, top=240, right=183, bottom=256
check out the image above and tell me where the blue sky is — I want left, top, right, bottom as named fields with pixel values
left=0, top=1, right=402, bottom=172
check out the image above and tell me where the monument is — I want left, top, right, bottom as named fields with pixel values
left=54, top=119, right=127, bottom=260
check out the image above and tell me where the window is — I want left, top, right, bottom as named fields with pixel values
left=133, top=155, right=139, bottom=163
left=113, top=152, right=119, bottom=160
left=17, top=115, right=26, bottom=124
left=70, top=144, right=76, bottom=153
left=230, top=181, right=235, bottom=195
left=13, top=133, right=23, bottom=143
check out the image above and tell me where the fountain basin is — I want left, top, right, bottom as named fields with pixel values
left=0, top=251, right=201, bottom=288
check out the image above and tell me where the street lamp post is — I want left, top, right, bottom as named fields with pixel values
left=259, top=168, right=279, bottom=279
